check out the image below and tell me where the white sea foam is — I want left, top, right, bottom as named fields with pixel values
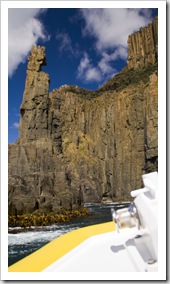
left=8, top=225, right=79, bottom=246
left=8, top=203, right=120, bottom=265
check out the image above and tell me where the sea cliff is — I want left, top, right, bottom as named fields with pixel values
left=8, top=18, right=158, bottom=215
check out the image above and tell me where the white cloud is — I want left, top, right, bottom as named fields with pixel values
left=77, top=50, right=124, bottom=83
left=8, top=8, right=49, bottom=77
left=81, top=8, right=153, bottom=51
left=56, top=32, right=73, bottom=52
left=98, top=48, right=126, bottom=75
left=77, top=52, right=101, bottom=82
left=98, top=55, right=113, bottom=75
left=78, top=8, right=154, bottom=84
left=11, top=122, right=19, bottom=129
left=56, top=32, right=80, bottom=58
left=85, top=67, right=101, bottom=82
left=56, top=33, right=70, bottom=52
left=77, top=52, right=90, bottom=78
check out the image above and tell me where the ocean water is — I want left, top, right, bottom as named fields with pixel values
left=8, top=202, right=130, bottom=267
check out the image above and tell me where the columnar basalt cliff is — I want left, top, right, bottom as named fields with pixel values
left=8, top=19, right=158, bottom=215
left=127, top=17, right=158, bottom=69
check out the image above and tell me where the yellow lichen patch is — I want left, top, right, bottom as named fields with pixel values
left=8, top=208, right=89, bottom=228
left=63, top=131, right=96, bottom=166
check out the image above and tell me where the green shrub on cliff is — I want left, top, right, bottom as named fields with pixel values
left=98, top=63, right=158, bottom=93
left=64, top=63, right=157, bottom=100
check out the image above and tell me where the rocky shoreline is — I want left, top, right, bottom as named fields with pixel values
left=8, top=207, right=89, bottom=234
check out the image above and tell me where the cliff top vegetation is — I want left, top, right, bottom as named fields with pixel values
left=56, top=63, right=158, bottom=100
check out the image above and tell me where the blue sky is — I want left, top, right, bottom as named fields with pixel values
left=8, top=7, right=158, bottom=144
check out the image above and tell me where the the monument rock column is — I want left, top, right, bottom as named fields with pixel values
left=19, top=45, right=50, bottom=143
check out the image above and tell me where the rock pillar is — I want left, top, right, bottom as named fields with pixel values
left=19, top=45, right=50, bottom=143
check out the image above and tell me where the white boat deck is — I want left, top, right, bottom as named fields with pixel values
left=43, top=227, right=157, bottom=272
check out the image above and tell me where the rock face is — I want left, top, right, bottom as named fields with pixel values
left=19, top=45, right=50, bottom=143
left=127, top=17, right=158, bottom=70
left=8, top=19, right=158, bottom=215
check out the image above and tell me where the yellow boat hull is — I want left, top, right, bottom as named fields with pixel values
left=8, top=221, right=115, bottom=272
